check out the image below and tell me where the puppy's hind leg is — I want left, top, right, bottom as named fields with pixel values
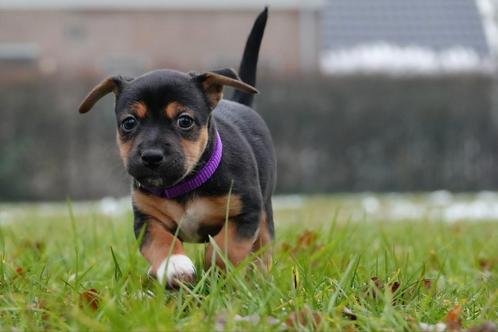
left=204, top=212, right=260, bottom=270
left=252, top=209, right=273, bottom=271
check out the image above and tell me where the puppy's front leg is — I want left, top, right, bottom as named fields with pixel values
left=140, top=220, right=195, bottom=288
left=204, top=213, right=260, bottom=270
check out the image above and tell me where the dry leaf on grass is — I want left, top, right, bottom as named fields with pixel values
left=423, top=279, right=433, bottom=289
left=371, top=277, right=383, bottom=289
left=281, top=230, right=321, bottom=255
left=79, top=288, right=100, bottom=311
left=342, top=306, right=357, bottom=321
left=281, top=242, right=293, bottom=253
left=445, top=305, right=463, bottom=331
left=478, top=259, right=496, bottom=272
left=296, top=230, right=318, bottom=248
left=419, top=304, right=497, bottom=332
left=286, top=305, right=322, bottom=328
left=33, top=298, right=49, bottom=321
left=390, top=281, right=400, bottom=293
left=366, top=276, right=383, bottom=298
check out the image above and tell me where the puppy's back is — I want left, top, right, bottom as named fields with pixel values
left=214, top=100, right=276, bottom=200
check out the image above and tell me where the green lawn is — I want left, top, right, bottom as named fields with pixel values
left=0, top=195, right=497, bottom=331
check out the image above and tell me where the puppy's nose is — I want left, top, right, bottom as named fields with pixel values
left=141, top=149, right=164, bottom=168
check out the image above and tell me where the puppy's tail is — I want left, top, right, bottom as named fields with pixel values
left=231, top=7, right=268, bottom=107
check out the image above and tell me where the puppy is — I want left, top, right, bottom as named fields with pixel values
left=78, top=8, right=276, bottom=287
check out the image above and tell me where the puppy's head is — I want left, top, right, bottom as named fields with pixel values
left=79, top=68, right=257, bottom=188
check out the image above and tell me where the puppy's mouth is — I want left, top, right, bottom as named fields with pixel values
left=136, top=171, right=189, bottom=189
left=139, top=177, right=165, bottom=188
left=129, top=157, right=187, bottom=189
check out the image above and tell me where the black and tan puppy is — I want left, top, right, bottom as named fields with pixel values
left=78, top=8, right=275, bottom=287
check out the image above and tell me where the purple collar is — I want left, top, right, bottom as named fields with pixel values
left=140, top=131, right=222, bottom=199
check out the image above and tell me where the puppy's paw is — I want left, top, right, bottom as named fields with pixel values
left=156, top=255, right=196, bottom=288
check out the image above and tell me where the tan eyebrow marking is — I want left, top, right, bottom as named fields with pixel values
left=164, top=102, right=193, bottom=119
left=129, top=102, right=147, bottom=119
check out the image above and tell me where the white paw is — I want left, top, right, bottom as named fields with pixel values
left=156, top=255, right=196, bottom=287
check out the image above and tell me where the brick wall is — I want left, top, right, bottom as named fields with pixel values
left=0, top=9, right=311, bottom=77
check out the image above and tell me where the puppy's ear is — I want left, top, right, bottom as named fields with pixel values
left=192, top=68, right=258, bottom=109
left=78, top=75, right=132, bottom=114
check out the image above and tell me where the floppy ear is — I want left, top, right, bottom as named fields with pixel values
left=78, top=76, right=131, bottom=114
left=192, top=68, right=258, bottom=109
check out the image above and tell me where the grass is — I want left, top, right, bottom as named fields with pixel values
left=0, top=195, right=497, bottom=331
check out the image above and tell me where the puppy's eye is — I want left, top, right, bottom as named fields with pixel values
left=121, top=116, right=138, bottom=132
left=177, top=114, right=194, bottom=130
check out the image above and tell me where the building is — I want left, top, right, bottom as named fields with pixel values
left=1, top=0, right=495, bottom=78
left=0, top=0, right=323, bottom=80
left=320, top=0, right=494, bottom=74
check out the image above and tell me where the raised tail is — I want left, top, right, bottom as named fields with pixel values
left=231, top=7, right=268, bottom=107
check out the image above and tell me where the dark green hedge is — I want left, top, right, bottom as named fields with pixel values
left=0, top=73, right=496, bottom=200
left=258, top=74, right=498, bottom=193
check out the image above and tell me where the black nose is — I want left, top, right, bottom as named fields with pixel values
left=141, top=149, right=164, bottom=168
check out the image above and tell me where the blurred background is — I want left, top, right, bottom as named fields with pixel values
left=1, top=0, right=498, bottom=201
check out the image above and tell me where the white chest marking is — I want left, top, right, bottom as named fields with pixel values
left=160, top=195, right=240, bottom=243
left=177, top=211, right=202, bottom=242
left=177, top=201, right=212, bottom=242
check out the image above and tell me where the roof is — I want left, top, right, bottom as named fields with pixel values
left=322, top=0, right=490, bottom=56
left=0, top=0, right=324, bottom=10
